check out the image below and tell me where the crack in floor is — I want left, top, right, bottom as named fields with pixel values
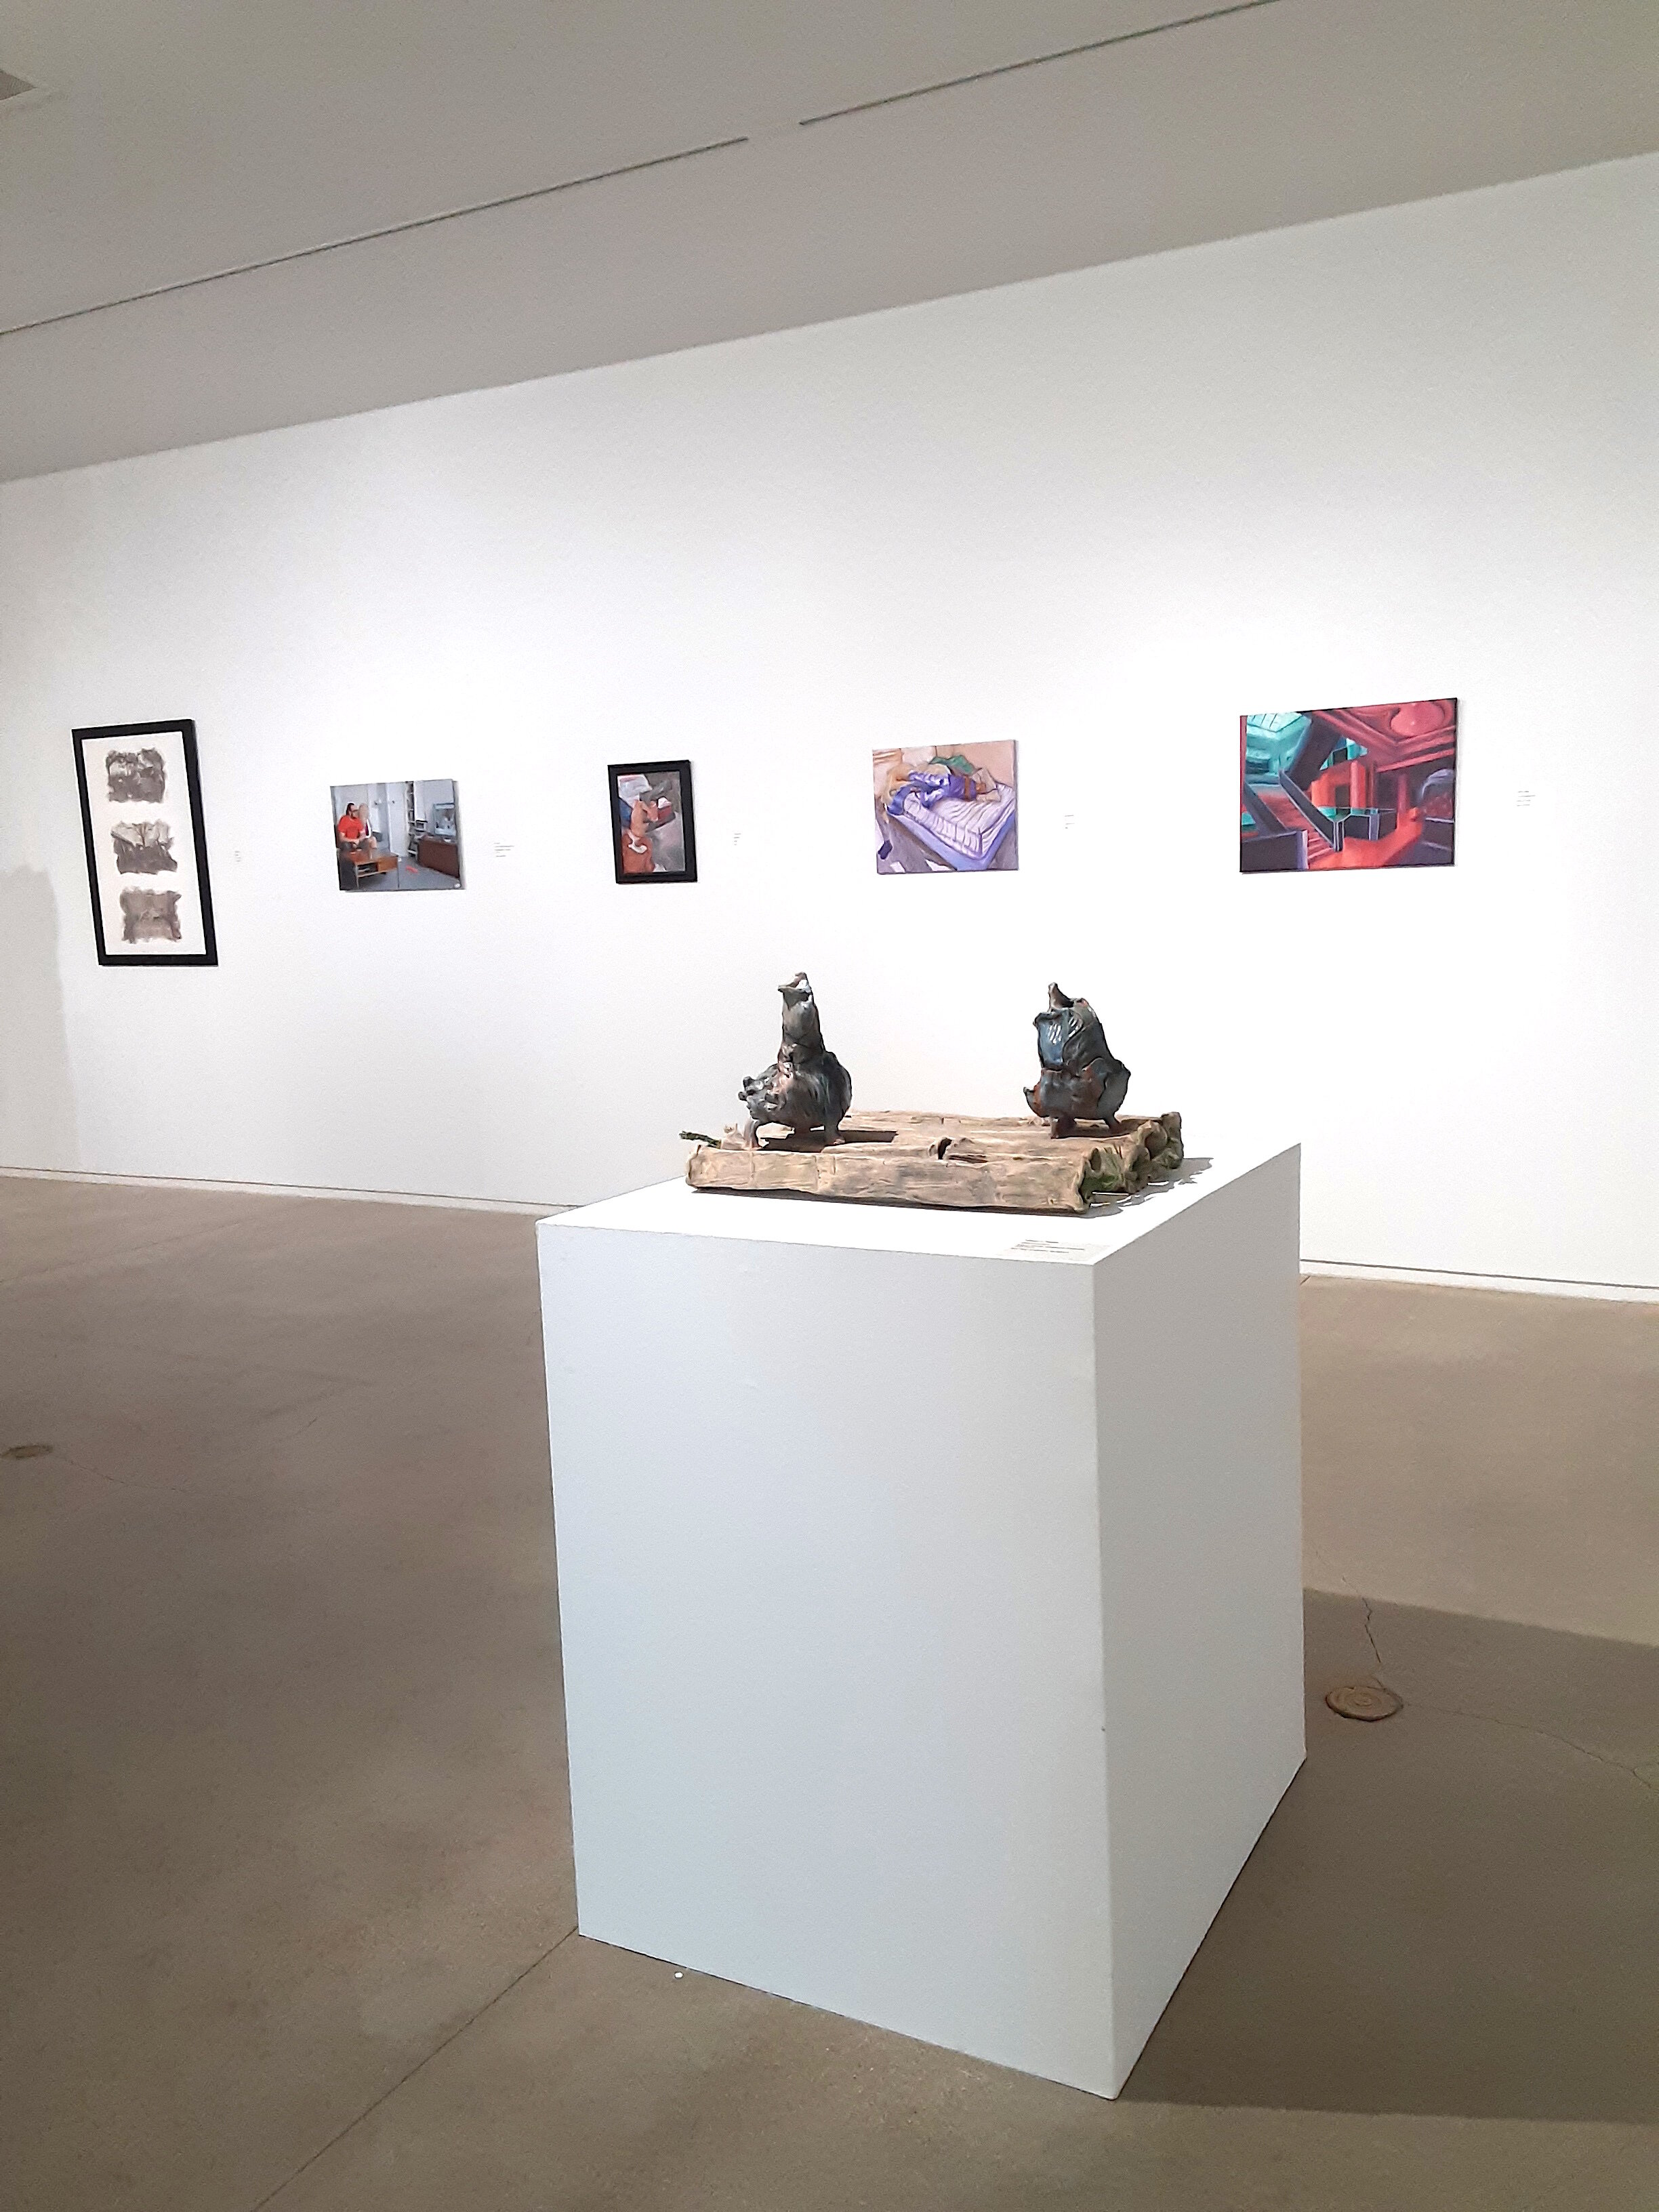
left=1363, top=1607, right=1656, bottom=1794
left=245, top=1922, right=579, bottom=2211
left=1402, top=1696, right=1658, bottom=1795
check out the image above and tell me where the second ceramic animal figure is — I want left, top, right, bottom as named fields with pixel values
left=1025, top=983, right=1131, bottom=1135
left=737, top=973, right=854, bottom=1147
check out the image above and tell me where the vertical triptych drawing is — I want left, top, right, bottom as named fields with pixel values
left=72, top=719, right=218, bottom=964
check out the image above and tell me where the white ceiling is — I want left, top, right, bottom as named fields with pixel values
left=3, top=0, right=1204, bottom=329
left=0, top=0, right=1653, bottom=478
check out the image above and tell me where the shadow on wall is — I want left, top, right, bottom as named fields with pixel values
left=0, top=869, right=81, bottom=1170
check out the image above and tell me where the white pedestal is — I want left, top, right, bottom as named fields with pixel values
left=537, top=1145, right=1304, bottom=2097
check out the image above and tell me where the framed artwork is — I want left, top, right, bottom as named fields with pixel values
left=874, top=742, right=1019, bottom=873
left=1240, top=700, right=1457, bottom=872
left=609, top=760, right=697, bottom=883
left=331, top=780, right=464, bottom=891
left=71, top=718, right=218, bottom=965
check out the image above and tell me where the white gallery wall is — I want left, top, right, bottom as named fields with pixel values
left=1, top=155, right=1654, bottom=1288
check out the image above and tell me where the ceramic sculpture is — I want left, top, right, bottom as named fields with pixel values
left=735, top=973, right=853, bottom=1149
left=1024, top=983, right=1130, bottom=1136
left=683, top=977, right=1181, bottom=1212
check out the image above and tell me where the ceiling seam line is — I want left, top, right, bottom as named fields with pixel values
left=798, top=0, right=1284, bottom=125
left=0, top=135, right=749, bottom=341
left=2, top=0, right=1287, bottom=342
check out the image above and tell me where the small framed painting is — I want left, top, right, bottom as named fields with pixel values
left=330, top=780, right=464, bottom=891
left=608, top=760, right=697, bottom=884
left=71, top=718, right=218, bottom=965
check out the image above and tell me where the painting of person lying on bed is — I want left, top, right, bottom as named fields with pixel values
left=873, top=741, right=1018, bottom=874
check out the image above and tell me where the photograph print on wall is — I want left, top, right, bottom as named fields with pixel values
left=609, top=760, right=697, bottom=882
left=1240, top=699, right=1457, bottom=872
left=331, top=781, right=464, bottom=890
left=874, top=743, right=1019, bottom=873
left=72, top=719, right=218, bottom=964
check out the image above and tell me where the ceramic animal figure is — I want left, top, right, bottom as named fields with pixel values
left=737, top=974, right=853, bottom=1148
left=1025, top=983, right=1130, bottom=1136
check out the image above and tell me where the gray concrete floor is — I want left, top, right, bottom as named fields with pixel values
left=1, top=1175, right=1654, bottom=2211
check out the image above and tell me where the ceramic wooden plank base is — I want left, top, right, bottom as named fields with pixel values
left=684, top=1109, right=1184, bottom=1212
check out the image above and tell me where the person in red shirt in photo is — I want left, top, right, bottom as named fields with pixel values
left=337, top=802, right=371, bottom=851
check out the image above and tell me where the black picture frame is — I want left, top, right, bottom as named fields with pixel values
left=71, top=718, right=219, bottom=966
left=607, top=758, right=698, bottom=884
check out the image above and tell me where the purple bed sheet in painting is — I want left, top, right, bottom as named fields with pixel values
left=889, top=781, right=1017, bottom=870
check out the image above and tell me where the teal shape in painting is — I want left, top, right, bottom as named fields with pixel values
left=1244, top=712, right=1311, bottom=781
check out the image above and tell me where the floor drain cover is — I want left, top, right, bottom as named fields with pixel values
left=3, top=1443, right=54, bottom=1461
left=1326, top=1681, right=1404, bottom=1722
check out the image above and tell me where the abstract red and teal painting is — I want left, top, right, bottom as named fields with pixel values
left=1240, top=699, right=1456, bottom=872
